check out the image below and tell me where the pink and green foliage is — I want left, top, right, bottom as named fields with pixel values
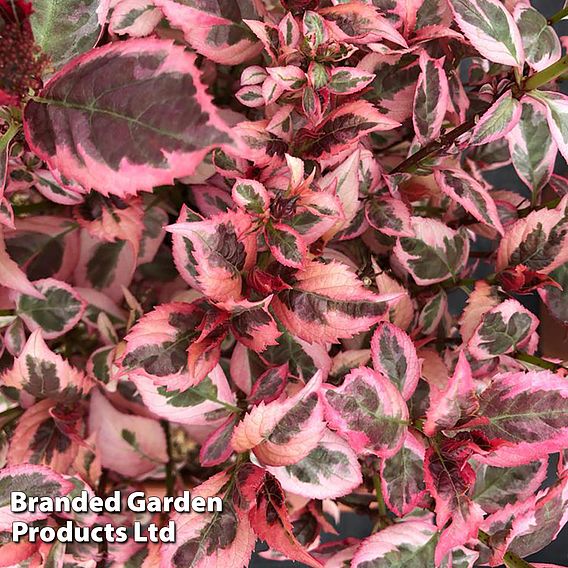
left=3, top=0, right=568, bottom=566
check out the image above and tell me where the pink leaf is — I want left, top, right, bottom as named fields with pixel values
left=2, top=330, right=93, bottom=405
left=470, top=91, right=522, bottom=146
left=232, top=371, right=325, bottom=466
left=155, top=0, right=262, bottom=65
left=449, top=0, right=524, bottom=68
left=271, top=260, right=401, bottom=344
left=14, top=278, right=86, bottom=339
left=248, top=471, right=323, bottom=568
left=121, top=301, right=227, bottom=389
left=266, top=222, right=307, bottom=269
left=424, top=351, right=478, bottom=435
left=266, top=429, right=362, bottom=500
left=0, top=233, right=43, bottom=299
left=132, top=364, right=237, bottom=427
left=435, top=168, right=505, bottom=235
left=248, top=363, right=289, bottom=405
left=322, top=366, right=408, bottom=457
left=413, top=53, right=449, bottom=144
left=507, top=99, right=557, bottom=193
left=468, top=299, right=539, bottom=360
left=365, top=196, right=414, bottom=238
left=88, top=389, right=167, bottom=477
left=371, top=322, right=420, bottom=400
left=393, top=217, right=470, bottom=286
left=496, top=194, right=568, bottom=275
left=380, top=431, right=427, bottom=517
left=160, top=472, right=257, bottom=568
left=199, top=415, right=238, bottom=467
left=352, top=518, right=438, bottom=567
left=24, top=39, right=235, bottom=196
left=297, top=101, right=399, bottom=161
left=0, top=464, right=74, bottom=530
left=471, top=370, right=568, bottom=466
left=328, top=67, right=375, bottom=95
left=168, top=207, right=257, bottom=302
left=424, top=437, right=485, bottom=564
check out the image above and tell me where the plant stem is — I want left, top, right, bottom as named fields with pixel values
left=523, top=55, right=568, bottom=91
left=390, top=118, right=476, bottom=174
left=162, top=420, right=175, bottom=500
left=503, top=552, right=537, bottom=568
left=514, top=351, right=564, bottom=371
left=549, top=5, right=568, bottom=24
left=373, top=475, right=387, bottom=518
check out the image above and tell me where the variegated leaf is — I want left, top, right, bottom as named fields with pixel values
left=529, top=91, right=568, bottom=165
left=514, top=6, right=561, bottom=72
left=2, top=330, right=93, bottom=403
left=232, top=372, right=325, bottom=466
left=200, top=415, right=238, bottom=467
left=419, top=289, right=448, bottom=336
left=435, top=168, right=504, bottom=234
left=132, top=364, right=237, bottom=427
left=496, top=195, right=568, bottom=274
left=248, top=470, right=322, bottom=568
left=468, top=299, right=538, bottom=360
left=110, top=0, right=163, bottom=37
left=232, top=179, right=269, bottom=216
left=248, top=364, right=288, bottom=406
left=352, top=518, right=438, bottom=568
left=424, top=438, right=485, bottom=564
left=15, top=278, right=85, bottom=339
left=381, top=431, right=427, bottom=517
left=8, top=399, right=82, bottom=473
left=161, top=473, right=256, bottom=568
left=470, top=91, right=521, bottom=147
left=328, top=67, right=375, bottom=95
left=507, top=99, right=557, bottom=193
left=155, top=0, right=262, bottom=65
left=322, top=366, right=408, bottom=457
left=394, top=217, right=470, bottom=286
left=121, top=301, right=227, bottom=388
left=271, top=260, right=400, bottom=344
left=30, top=0, right=109, bottom=69
left=0, top=464, right=74, bottom=530
left=539, top=262, right=568, bottom=326
left=24, top=39, right=234, bottom=196
left=448, top=0, right=524, bottom=68
left=297, top=101, right=399, bottom=161
left=266, top=222, right=307, bottom=269
left=472, top=370, right=568, bottom=466
left=266, top=429, right=362, bottom=500
left=89, top=389, right=167, bottom=477
left=169, top=208, right=257, bottom=302
left=424, top=352, right=478, bottom=435
left=365, top=196, right=414, bottom=238
left=371, top=322, right=420, bottom=400
left=473, top=460, right=548, bottom=513
left=413, top=53, right=449, bottom=144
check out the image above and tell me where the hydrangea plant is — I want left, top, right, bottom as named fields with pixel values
left=2, top=0, right=568, bottom=566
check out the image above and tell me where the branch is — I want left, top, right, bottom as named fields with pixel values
left=549, top=5, right=568, bottom=25
left=390, top=118, right=476, bottom=174
left=524, top=55, right=568, bottom=91
left=514, top=351, right=565, bottom=372
left=162, top=420, right=175, bottom=500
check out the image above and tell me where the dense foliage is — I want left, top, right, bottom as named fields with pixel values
left=2, top=0, right=568, bottom=566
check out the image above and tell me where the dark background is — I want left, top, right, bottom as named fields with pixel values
left=253, top=1, right=568, bottom=566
